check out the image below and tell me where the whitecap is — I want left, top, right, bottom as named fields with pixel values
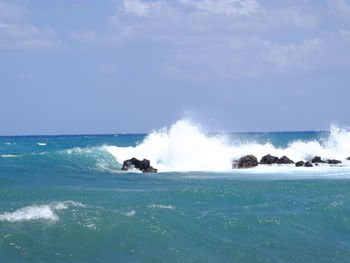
left=37, top=142, right=47, bottom=146
left=147, top=204, right=175, bottom=210
left=0, top=201, right=84, bottom=223
left=123, top=210, right=136, bottom=216
left=0, top=154, right=20, bottom=158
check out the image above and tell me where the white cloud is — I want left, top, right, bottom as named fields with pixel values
left=179, top=0, right=258, bottom=16
left=71, top=0, right=350, bottom=79
left=122, top=0, right=166, bottom=16
left=71, top=28, right=124, bottom=46
left=338, top=29, right=350, bottom=42
left=0, top=0, right=28, bottom=22
left=327, top=0, right=350, bottom=19
left=268, top=8, right=318, bottom=29
left=260, top=38, right=324, bottom=69
left=0, top=23, right=61, bottom=50
left=0, top=0, right=61, bottom=50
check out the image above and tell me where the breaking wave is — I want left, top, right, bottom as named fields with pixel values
left=0, top=201, right=84, bottom=222
left=3, top=120, right=349, bottom=173
left=106, top=120, right=350, bottom=172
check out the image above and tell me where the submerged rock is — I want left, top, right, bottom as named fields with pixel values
left=121, top=158, right=158, bottom=173
left=260, top=154, right=279, bottom=164
left=277, top=156, right=294, bottom=164
left=305, top=161, right=313, bottom=167
left=327, top=159, right=342, bottom=164
left=295, top=161, right=304, bottom=167
left=234, top=155, right=258, bottom=169
left=311, top=156, right=326, bottom=163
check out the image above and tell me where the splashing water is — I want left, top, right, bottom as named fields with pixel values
left=106, top=120, right=350, bottom=172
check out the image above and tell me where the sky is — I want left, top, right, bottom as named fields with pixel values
left=1, top=0, right=350, bottom=135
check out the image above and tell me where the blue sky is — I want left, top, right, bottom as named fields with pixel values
left=1, top=0, right=350, bottom=135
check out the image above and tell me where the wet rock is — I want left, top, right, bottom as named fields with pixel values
left=305, top=161, right=313, bottom=167
left=234, top=155, right=258, bottom=169
left=295, top=161, right=304, bottom=167
left=121, top=158, right=158, bottom=173
left=311, top=156, right=326, bottom=163
left=277, top=156, right=294, bottom=164
left=327, top=159, right=342, bottom=164
left=260, top=154, right=279, bottom=164
left=347, top=157, right=350, bottom=160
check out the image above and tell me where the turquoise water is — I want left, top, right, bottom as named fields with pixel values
left=1, top=126, right=350, bottom=262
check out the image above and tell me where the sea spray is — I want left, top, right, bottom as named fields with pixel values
left=106, top=120, right=234, bottom=172
left=106, top=120, right=350, bottom=172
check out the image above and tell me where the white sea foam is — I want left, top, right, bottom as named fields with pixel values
left=37, top=142, right=47, bottom=146
left=147, top=204, right=175, bottom=210
left=106, top=119, right=350, bottom=172
left=0, top=154, right=20, bottom=158
left=123, top=210, right=136, bottom=216
left=0, top=201, right=84, bottom=222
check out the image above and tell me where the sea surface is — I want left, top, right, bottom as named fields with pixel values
left=1, top=120, right=350, bottom=263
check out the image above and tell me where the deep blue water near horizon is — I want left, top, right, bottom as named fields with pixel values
left=1, top=131, right=350, bottom=263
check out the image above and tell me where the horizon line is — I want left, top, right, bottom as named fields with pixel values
left=0, top=130, right=328, bottom=138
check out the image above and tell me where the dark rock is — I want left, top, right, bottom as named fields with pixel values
left=121, top=158, right=157, bottom=173
left=277, top=156, right=295, bottom=164
left=305, top=161, right=313, bottom=167
left=235, top=155, right=258, bottom=169
left=347, top=157, right=350, bottom=160
left=295, top=161, right=304, bottom=167
left=311, top=156, right=326, bottom=163
left=327, top=159, right=342, bottom=164
left=260, top=154, right=279, bottom=164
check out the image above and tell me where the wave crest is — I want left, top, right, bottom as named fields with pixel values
left=106, top=119, right=350, bottom=172
left=0, top=201, right=84, bottom=222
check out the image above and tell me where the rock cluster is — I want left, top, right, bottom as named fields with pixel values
left=260, top=154, right=279, bottom=164
left=121, top=155, right=347, bottom=172
left=259, top=154, right=294, bottom=164
left=121, top=158, right=157, bottom=173
left=232, top=154, right=345, bottom=169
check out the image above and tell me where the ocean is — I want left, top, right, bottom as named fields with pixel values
left=1, top=120, right=350, bottom=263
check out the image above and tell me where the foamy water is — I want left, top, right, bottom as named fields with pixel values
left=147, top=204, right=176, bottom=210
left=106, top=120, right=350, bottom=172
left=0, top=154, right=20, bottom=158
left=0, top=201, right=84, bottom=222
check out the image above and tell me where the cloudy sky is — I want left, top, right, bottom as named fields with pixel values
left=1, top=0, right=350, bottom=135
